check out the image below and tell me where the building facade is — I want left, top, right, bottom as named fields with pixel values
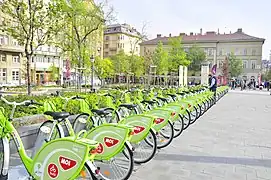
left=0, top=30, right=24, bottom=85
left=103, top=23, right=141, bottom=57
left=140, top=28, right=265, bottom=80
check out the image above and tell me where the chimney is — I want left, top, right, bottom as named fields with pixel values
left=169, top=33, right=172, bottom=37
left=237, top=28, right=242, bottom=33
left=206, top=31, right=216, bottom=35
left=157, top=34, right=162, bottom=38
left=218, top=28, right=220, bottom=34
left=200, top=28, right=202, bottom=35
left=190, top=32, right=193, bottom=36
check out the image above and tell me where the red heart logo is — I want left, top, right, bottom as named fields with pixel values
left=104, top=137, right=119, bottom=147
left=59, top=156, right=77, bottom=171
left=155, top=118, right=164, bottom=124
left=96, top=143, right=104, bottom=154
left=133, top=126, right=145, bottom=134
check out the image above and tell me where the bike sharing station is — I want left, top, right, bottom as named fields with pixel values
left=0, top=64, right=229, bottom=179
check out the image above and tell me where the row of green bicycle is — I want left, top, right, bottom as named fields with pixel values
left=0, top=85, right=229, bottom=180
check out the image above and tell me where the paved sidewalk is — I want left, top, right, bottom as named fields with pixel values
left=9, top=91, right=271, bottom=180
left=130, top=91, right=271, bottom=180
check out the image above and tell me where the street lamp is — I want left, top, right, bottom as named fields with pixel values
left=90, top=55, right=95, bottom=91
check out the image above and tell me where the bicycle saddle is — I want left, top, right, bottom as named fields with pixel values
left=91, top=108, right=110, bottom=116
left=44, top=111, right=70, bottom=120
left=156, top=97, right=168, bottom=102
left=119, top=104, right=137, bottom=109
left=141, top=100, right=156, bottom=105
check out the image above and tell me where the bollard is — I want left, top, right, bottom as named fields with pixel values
left=31, top=125, right=51, bottom=158
left=73, top=117, right=87, bottom=134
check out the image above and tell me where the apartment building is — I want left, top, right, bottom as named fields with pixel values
left=31, top=45, right=63, bottom=85
left=0, top=33, right=24, bottom=86
left=103, top=23, right=141, bottom=57
left=140, top=28, right=265, bottom=80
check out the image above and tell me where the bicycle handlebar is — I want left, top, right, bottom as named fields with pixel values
left=0, top=94, right=42, bottom=120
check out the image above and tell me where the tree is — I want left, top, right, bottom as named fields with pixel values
left=55, top=0, right=114, bottom=88
left=228, top=53, right=243, bottom=77
left=187, top=44, right=206, bottom=72
left=95, top=57, right=114, bottom=80
left=153, top=41, right=169, bottom=75
left=129, top=55, right=145, bottom=77
left=48, top=64, right=59, bottom=82
left=1, top=0, right=62, bottom=95
left=111, top=50, right=130, bottom=82
left=168, top=36, right=189, bottom=72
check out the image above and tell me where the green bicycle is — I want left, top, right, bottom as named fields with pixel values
left=0, top=94, right=100, bottom=180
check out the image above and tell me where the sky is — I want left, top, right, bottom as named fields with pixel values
left=109, top=0, right=270, bottom=60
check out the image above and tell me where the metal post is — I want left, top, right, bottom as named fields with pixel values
left=91, top=61, right=94, bottom=91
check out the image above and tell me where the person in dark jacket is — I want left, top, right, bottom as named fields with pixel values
left=209, top=73, right=217, bottom=104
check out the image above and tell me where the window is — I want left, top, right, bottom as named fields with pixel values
left=32, top=56, right=35, bottom=63
left=12, top=56, right=20, bottom=63
left=251, top=60, right=256, bottom=69
left=47, top=46, right=51, bottom=52
left=0, top=36, right=4, bottom=45
left=105, top=44, right=109, bottom=49
left=208, top=48, right=213, bottom=56
left=4, top=36, right=8, bottom=45
left=104, top=52, right=109, bottom=56
left=12, top=40, right=19, bottom=46
left=1, top=54, right=6, bottom=62
left=0, top=68, right=6, bottom=81
left=219, top=49, right=223, bottom=56
left=235, top=48, right=238, bottom=55
left=243, top=60, right=248, bottom=69
left=136, top=47, right=138, bottom=52
left=117, top=43, right=120, bottom=48
left=218, top=60, right=224, bottom=68
left=12, top=70, right=19, bottom=81
left=252, top=49, right=256, bottom=56
left=105, top=36, right=109, bottom=40
left=244, top=48, right=247, bottom=55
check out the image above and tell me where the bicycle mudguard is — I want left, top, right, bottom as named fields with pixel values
left=120, top=115, right=154, bottom=143
left=85, top=124, right=130, bottom=161
left=144, top=108, right=172, bottom=132
left=163, top=104, right=183, bottom=122
left=31, top=137, right=97, bottom=180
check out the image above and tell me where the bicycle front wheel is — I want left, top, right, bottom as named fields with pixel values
left=75, top=162, right=96, bottom=180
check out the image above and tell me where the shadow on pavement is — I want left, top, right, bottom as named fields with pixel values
left=155, top=153, right=271, bottom=168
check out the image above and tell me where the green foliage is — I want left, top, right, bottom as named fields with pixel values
left=0, top=0, right=63, bottom=94
left=95, top=57, right=114, bottom=79
left=153, top=41, right=169, bottom=75
left=168, top=36, right=189, bottom=71
left=111, top=50, right=130, bottom=74
left=48, top=64, right=59, bottom=81
left=228, top=53, right=243, bottom=77
left=129, top=55, right=145, bottom=77
left=55, top=0, right=110, bottom=69
left=187, top=45, right=206, bottom=71
left=262, top=70, right=271, bottom=81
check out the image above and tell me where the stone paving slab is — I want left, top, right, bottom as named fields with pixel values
left=8, top=91, right=271, bottom=180
left=130, top=91, right=271, bottom=180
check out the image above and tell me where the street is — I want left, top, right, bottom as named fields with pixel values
left=8, top=90, right=271, bottom=180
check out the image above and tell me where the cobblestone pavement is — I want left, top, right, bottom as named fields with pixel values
left=9, top=91, right=271, bottom=180
left=130, top=91, right=271, bottom=180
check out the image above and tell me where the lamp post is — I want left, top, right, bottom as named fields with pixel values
left=90, top=55, right=95, bottom=91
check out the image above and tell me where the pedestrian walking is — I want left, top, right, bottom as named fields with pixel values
left=209, top=73, right=217, bottom=104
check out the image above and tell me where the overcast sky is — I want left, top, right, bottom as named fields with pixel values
left=110, top=0, right=270, bottom=60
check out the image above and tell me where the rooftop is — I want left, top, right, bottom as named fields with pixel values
left=141, top=28, right=265, bottom=45
left=104, top=23, right=140, bottom=37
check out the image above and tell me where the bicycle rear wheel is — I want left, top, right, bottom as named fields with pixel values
left=173, top=115, right=184, bottom=138
left=94, top=143, right=134, bottom=180
left=156, top=121, right=174, bottom=149
left=133, top=129, right=157, bottom=164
